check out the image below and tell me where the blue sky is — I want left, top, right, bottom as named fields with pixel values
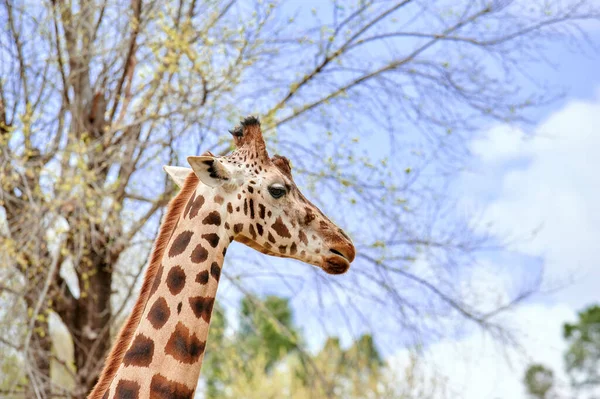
left=231, top=3, right=600, bottom=397
left=384, top=23, right=600, bottom=399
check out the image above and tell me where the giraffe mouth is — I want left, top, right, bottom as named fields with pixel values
left=323, top=255, right=350, bottom=275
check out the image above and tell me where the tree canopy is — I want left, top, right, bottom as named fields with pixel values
left=564, top=305, right=600, bottom=389
left=201, top=294, right=441, bottom=399
left=523, top=303, right=600, bottom=399
left=1, top=0, right=599, bottom=397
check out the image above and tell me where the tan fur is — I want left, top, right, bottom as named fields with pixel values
left=88, top=173, right=198, bottom=399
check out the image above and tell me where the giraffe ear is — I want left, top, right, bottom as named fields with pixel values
left=163, top=165, right=192, bottom=188
left=187, top=156, right=233, bottom=188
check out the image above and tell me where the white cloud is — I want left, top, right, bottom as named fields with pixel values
left=388, top=89, right=600, bottom=399
left=468, top=89, right=600, bottom=308
left=389, top=303, right=575, bottom=399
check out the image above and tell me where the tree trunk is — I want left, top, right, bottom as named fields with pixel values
left=56, top=251, right=113, bottom=399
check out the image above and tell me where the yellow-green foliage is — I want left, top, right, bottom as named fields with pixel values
left=201, top=295, right=446, bottom=399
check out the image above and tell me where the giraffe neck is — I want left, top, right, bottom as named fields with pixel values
left=105, top=180, right=232, bottom=398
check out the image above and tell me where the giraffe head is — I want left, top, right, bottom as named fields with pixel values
left=164, top=116, right=355, bottom=274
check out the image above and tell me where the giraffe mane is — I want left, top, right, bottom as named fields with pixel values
left=88, top=172, right=199, bottom=399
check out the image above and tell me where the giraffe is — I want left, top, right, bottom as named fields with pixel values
left=88, top=116, right=355, bottom=399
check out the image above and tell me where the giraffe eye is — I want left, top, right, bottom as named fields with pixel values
left=268, top=184, right=286, bottom=199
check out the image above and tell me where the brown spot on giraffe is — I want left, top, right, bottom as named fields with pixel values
left=195, top=270, right=209, bottom=285
left=169, top=231, right=193, bottom=258
left=149, top=374, right=194, bottom=399
left=147, top=297, right=170, bottom=329
left=210, top=262, right=221, bottom=282
left=166, top=266, right=186, bottom=295
left=190, top=244, right=208, bottom=263
left=165, top=322, right=205, bottom=364
left=114, top=379, right=140, bottom=399
left=298, top=230, right=308, bottom=245
left=123, top=334, right=154, bottom=367
left=201, top=233, right=220, bottom=248
left=149, top=265, right=164, bottom=298
left=271, top=217, right=291, bottom=238
left=258, top=203, right=266, bottom=219
left=183, top=190, right=196, bottom=219
left=188, top=296, right=214, bottom=323
left=304, top=207, right=316, bottom=225
left=213, top=195, right=224, bottom=204
left=187, top=195, right=205, bottom=219
left=202, top=211, right=221, bottom=226
left=249, top=198, right=255, bottom=219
